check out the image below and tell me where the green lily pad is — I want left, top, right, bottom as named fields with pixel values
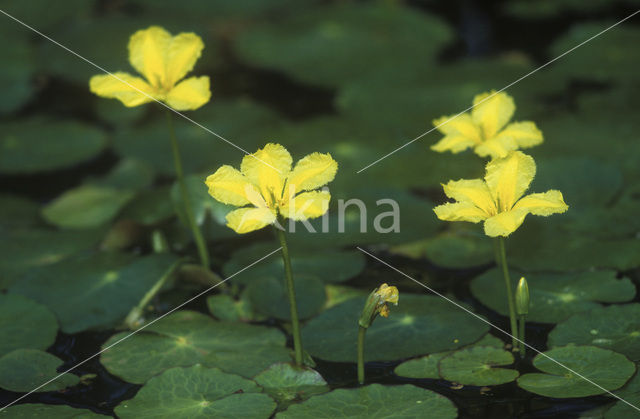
left=11, top=252, right=181, bottom=333
left=0, top=294, right=58, bottom=357
left=246, top=275, right=326, bottom=321
left=470, top=268, right=635, bottom=323
left=0, top=228, right=104, bottom=288
left=0, top=194, right=40, bottom=230
left=101, top=311, right=291, bottom=383
left=276, top=384, right=457, bottom=418
left=206, top=294, right=263, bottom=322
left=235, top=2, right=452, bottom=87
left=0, top=119, right=107, bottom=174
left=42, top=186, right=135, bottom=229
left=532, top=157, right=623, bottom=208
left=0, top=0, right=96, bottom=30
left=113, top=99, right=283, bottom=176
left=394, top=334, right=504, bottom=379
left=391, top=228, right=494, bottom=269
left=548, top=23, right=640, bottom=84
left=114, top=365, right=276, bottom=419
left=0, top=403, right=108, bottom=418
left=0, top=35, right=34, bottom=115
left=517, top=346, right=635, bottom=398
left=548, top=304, right=640, bottom=361
left=302, top=294, right=490, bottom=362
left=0, top=349, right=79, bottom=392
left=120, top=186, right=175, bottom=225
left=253, top=363, right=329, bottom=407
left=223, top=243, right=365, bottom=285
left=508, top=218, right=640, bottom=271
left=438, top=346, right=518, bottom=386
left=605, top=372, right=640, bottom=418
left=93, top=159, right=155, bottom=191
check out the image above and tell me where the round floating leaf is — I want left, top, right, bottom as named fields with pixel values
left=0, top=119, right=107, bottom=174
left=548, top=304, right=640, bottom=361
left=0, top=36, right=34, bottom=115
left=276, top=384, right=457, bottom=418
left=302, top=294, right=490, bottom=362
left=391, top=229, right=493, bottom=269
left=0, top=294, right=57, bottom=357
left=0, top=349, right=79, bottom=392
left=113, top=99, right=283, bottom=176
left=0, top=228, right=104, bottom=288
left=0, top=403, right=108, bottom=418
left=207, top=294, right=263, bottom=322
left=115, top=365, right=276, bottom=419
left=394, top=335, right=504, bottom=379
left=223, top=243, right=365, bottom=285
left=246, top=275, right=326, bottom=321
left=11, top=252, right=181, bottom=333
left=101, top=311, right=290, bottom=383
left=235, top=3, right=452, bottom=87
left=120, top=186, right=175, bottom=225
left=517, top=346, right=635, bottom=398
left=0, top=194, right=40, bottom=230
left=605, top=372, right=640, bottom=418
left=94, top=159, right=155, bottom=191
left=42, top=186, right=135, bottom=229
left=533, top=157, right=623, bottom=208
left=438, top=346, right=518, bottom=386
left=548, top=23, right=640, bottom=84
left=254, top=363, right=329, bottom=407
left=471, top=268, right=635, bottom=323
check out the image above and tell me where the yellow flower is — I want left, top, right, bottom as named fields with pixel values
left=205, top=143, right=338, bottom=234
left=432, top=91, right=543, bottom=159
left=433, top=151, right=568, bottom=237
left=375, top=283, right=399, bottom=305
left=374, top=283, right=399, bottom=318
left=89, top=26, right=211, bottom=111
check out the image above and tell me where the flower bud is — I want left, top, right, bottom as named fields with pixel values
left=515, top=277, right=529, bottom=316
left=358, top=283, right=399, bottom=328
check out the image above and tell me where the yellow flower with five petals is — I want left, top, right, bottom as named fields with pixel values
left=90, top=26, right=211, bottom=111
left=432, top=91, right=543, bottom=159
left=205, top=143, right=338, bottom=234
left=434, top=151, right=568, bottom=237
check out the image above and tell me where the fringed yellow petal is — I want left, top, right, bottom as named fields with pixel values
left=471, top=91, right=515, bottom=139
left=281, top=190, right=330, bottom=221
left=165, top=76, right=211, bottom=110
left=241, top=143, right=292, bottom=204
left=89, top=72, right=155, bottom=107
left=483, top=209, right=529, bottom=237
left=165, top=33, right=204, bottom=87
left=485, top=151, right=535, bottom=212
left=287, top=152, right=338, bottom=194
left=442, top=179, right=496, bottom=216
left=433, top=202, right=489, bottom=223
left=474, top=136, right=518, bottom=159
left=433, top=114, right=482, bottom=142
left=513, top=190, right=569, bottom=216
left=128, top=26, right=171, bottom=87
left=205, top=165, right=257, bottom=207
left=226, top=207, right=276, bottom=234
left=431, top=135, right=478, bottom=154
left=495, top=121, right=543, bottom=148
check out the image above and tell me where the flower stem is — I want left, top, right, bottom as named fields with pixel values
left=165, top=110, right=210, bottom=269
left=518, top=315, right=526, bottom=357
left=357, top=325, right=366, bottom=384
left=275, top=222, right=303, bottom=366
left=496, top=237, right=518, bottom=349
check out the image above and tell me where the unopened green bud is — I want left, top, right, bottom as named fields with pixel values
left=515, top=277, right=529, bottom=316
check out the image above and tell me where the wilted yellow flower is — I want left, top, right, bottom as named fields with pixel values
left=375, top=283, right=399, bottom=305
left=205, top=143, right=338, bottom=234
left=90, top=26, right=211, bottom=111
left=432, top=91, right=543, bottom=159
left=433, top=151, right=568, bottom=237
